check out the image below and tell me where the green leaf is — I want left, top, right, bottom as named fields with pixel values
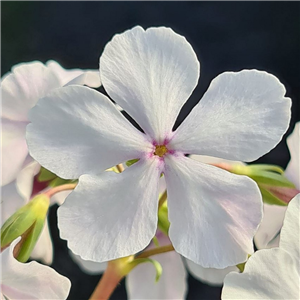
left=259, top=186, right=287, bottom=206
left=38, top=167, right=56, bottom=182
left=250, top=171, right=295, bottom=188
left=130, top=258, right=163, bottom=282
left=125, top=159, right=139, bottom=167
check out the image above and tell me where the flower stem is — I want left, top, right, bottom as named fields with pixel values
left=89, top=262, right=124, bottom=300
left=116, top=163, right=124, bottom=173
left=44, top=183, right=77, bottom=198
left=136, top=244, right=174, bottom=259
left=158, top=190, right=167, bottom=208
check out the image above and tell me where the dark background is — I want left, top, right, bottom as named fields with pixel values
left=2, top=2, right=300, bottom=300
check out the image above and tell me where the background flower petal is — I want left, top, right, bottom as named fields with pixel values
left=171, top=70, right=291, bottom=162
left=164, top=155, right=262, bottom=268
left=285, top=122, right=300, bottom=189
left=69, top=250, right=107, bottom=275
left=100, top=26, right=200, bottom=142
left=254, top=203, right=286, bottom=249
left=1, top=238, right=71, bottom=300
left=27, top=85, right=151, bottom=179
left=222, top=248, right=299, bottom=299
left=1, top=182, right=26, bottom=226
left=58, top=158, right=162, bottom=262
left=126, top=251, right=187, bottom=300
left=279, top=194, right=300, bottom=262
left=46, top=60, right=101, bottom=88
left=1, top=61, right=60, bottom=122
left=1, top=118, right=29, bottom=186
left=186, top=259, right=238, bottom=286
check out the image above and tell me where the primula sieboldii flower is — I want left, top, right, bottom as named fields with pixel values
left=27, top=26, right=291, bottom=268
left=222, top=193, right=300, bottom=299
left=0, top=238, right=71, bottom=299
left=1, top=60, right=101, bottom=186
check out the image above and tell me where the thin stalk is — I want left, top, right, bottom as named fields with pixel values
left=44, top=183, right=77, bottom=198
left=136, top=244, right=174, bottom=259
left=89, top=262, right=123, bottom=300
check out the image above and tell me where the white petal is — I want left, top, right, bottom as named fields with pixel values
left=279, top=194, right=300, bottom=262
left=222, top=248, right=300, bottom=299
left=189, top=154, right=244, bottom=166
left=58, top=158, right=162, bottom=262
left=254, top=204, right=286, bottom=249
left=171, top=70, right=291, bottom=161
left=1, top=61, right=60, bottom=122
left=186, top=259, right=238, bottom=286
left=69, top=250, right=107, bottom=275
left=27, top=85, right=151, bottom=179
left=285, top=122, right=300, bottom=189
left=126, top=251, right=187, bottom=300
left=100, top=26, right=200, bottom=142
left=1, top=182, right=26, bottom=226
left=46, top=60, right=101, bottom=87
left=1, top=238, right=71, bottom=300
left=15, top=161, right=40, bottom=201
left=164, top=155, right=263, bottom=268
left=30, top=219, right=53, bottom=265
left=1, top=118, right=29, bottom=186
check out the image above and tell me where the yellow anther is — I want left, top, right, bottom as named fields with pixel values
left=154, top=145, right=168, bottom=157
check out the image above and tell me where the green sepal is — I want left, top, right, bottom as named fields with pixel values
left=158, top=202, right=170, bottom=236
left=250, top=171, right=295, bottom=188
left=16, top=217, right=45, bottom=262
left=48, top=177, right=77, bottom=188
left=236, top=254, right=251, bottom=273
left=247, top=164, right=284, bottom=175
left=1, top=207, right=37, bottom=247
left=1, top=194, right=49, bottom=261
left=259, top=185, right=287, bottom=206
left=126, top=159, right=139, bottom=167
left=38, top=167, right=57, bottom=182
left=129, top=258, right=163, bottom=282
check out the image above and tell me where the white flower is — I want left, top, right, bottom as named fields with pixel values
left=1, top=60, right=101, bottom=186
left=27, top=26, right=291, bottom=268
left=0, top=238, right=71, bottom=300
left=222, top=193, right=300, bottom=299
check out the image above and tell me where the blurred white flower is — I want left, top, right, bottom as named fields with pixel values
left=0, top=238, right=71, bottom=300
left=1, top=60, right=101, bottom=186
left=222, top=193, right=300, bottom=299
left=27, top=26, right=291, bottom=268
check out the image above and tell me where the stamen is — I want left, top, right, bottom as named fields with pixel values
left=154, top=145, right=168, bottom=157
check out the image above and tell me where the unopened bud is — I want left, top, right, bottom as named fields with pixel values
left=1, top=194, right=50, bottom=262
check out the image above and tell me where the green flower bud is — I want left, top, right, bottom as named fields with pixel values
left=1, top=194, right=50, bottom=262
left=227, top=164, right=298, bottom=206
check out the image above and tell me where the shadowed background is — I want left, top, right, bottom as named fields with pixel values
left=2, top=2, right=300, bottom=299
